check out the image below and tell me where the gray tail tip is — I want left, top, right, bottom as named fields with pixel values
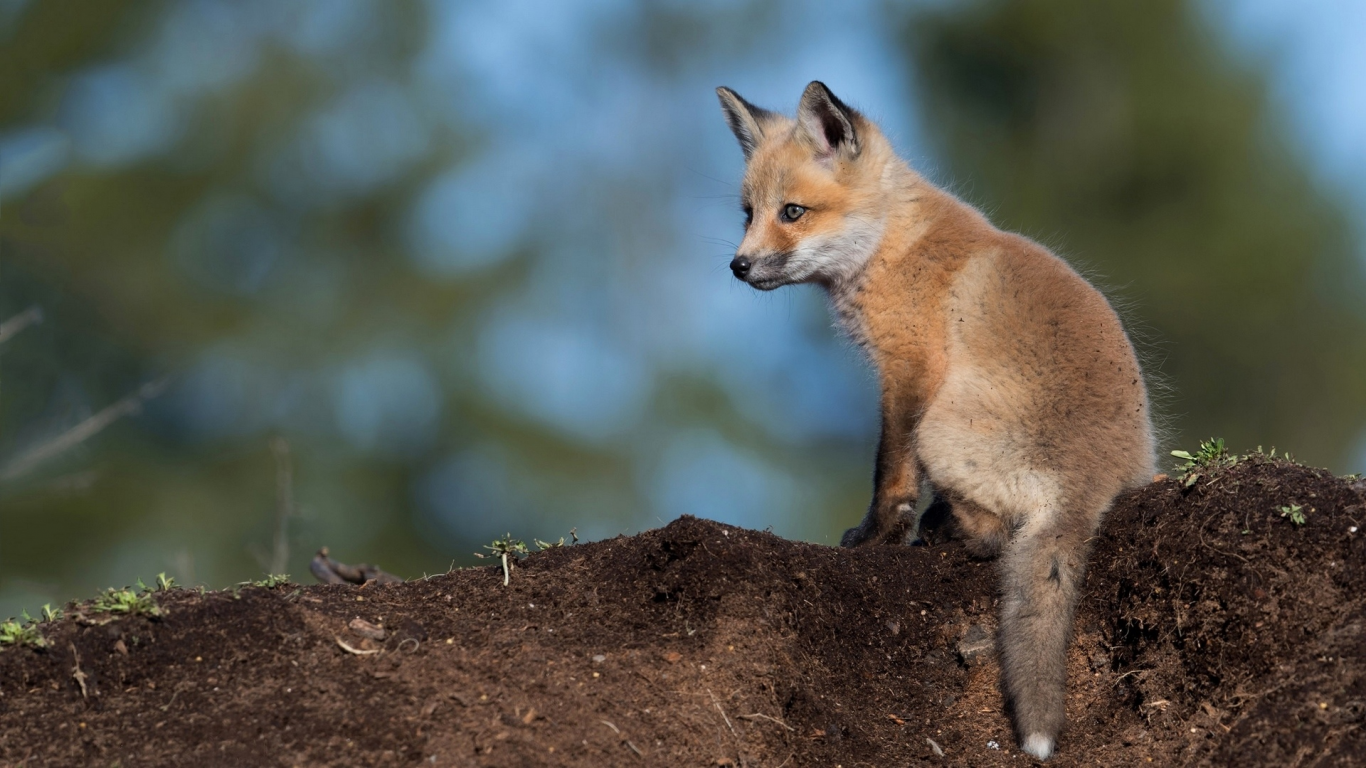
left=1022, top=733, right=1054, bottom=760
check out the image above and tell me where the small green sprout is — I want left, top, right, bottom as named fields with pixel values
left=534, top=527, right=580, bottom=552
left=0, top=619, right=45, bottom=649
left=41, top=604, right=62, bottom=622
left=92, top=587, right=162, bottom=617
left=1251, top=445, right=1302, bottom=463
left=156, top=572, right=176, bottom=591
left=1279, top=504, right=1306, bottom=526
left=1171, top=437, right=1228, bottom=468
left=1171, top=438, right=1235, bottom=487
left=238, top=574, right=290, bottom=589
left=475, top=534, right=529, bottom=586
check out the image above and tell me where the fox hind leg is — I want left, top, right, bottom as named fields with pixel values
left=947, top=495, right=1010, bottom=557
left=914, top=492, right=1008, bottom=555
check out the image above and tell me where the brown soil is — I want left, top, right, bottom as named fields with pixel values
left=2, top=458, right=1364, bottom=767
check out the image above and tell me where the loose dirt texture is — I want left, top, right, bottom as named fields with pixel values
left=2, top=458, right=1364, bottom=767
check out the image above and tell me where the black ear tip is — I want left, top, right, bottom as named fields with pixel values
left=804, top=81, right=854, bottom=118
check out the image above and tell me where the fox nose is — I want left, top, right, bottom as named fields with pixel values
left=730, top=256, right=751, bottom=279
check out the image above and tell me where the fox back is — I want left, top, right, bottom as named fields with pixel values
left=717, top=81, right=1155, bottom=761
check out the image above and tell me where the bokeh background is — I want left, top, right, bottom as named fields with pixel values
left=3, top=0, right=1365, bottom=619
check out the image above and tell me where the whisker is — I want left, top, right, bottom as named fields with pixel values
left=685, top=167, right=738, bottom=188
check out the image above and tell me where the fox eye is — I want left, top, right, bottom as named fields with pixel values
left=780, top=204, right=806, bottom=222
left=742, top=206, right=753, bottom=227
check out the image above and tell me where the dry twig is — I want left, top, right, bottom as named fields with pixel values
left=0, top=306, right=42, bottom=345
left=709, top=689, right=738, bottom=738
left=335, top=637, right=380, bottom=656
left=739, top=712, right=795, bottom=731
left=269, top=437, right=294, bottom=575
left=69, top=643, right=89, bottom=699
left=0, top=379, right=168, bottom=482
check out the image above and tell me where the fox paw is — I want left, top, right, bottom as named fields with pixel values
left=843, top=502, right=917, bottom=547
left=839, top=525, right=872, bottom=547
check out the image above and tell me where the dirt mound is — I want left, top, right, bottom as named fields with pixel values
left=1, top=458, right=1363, bottom=767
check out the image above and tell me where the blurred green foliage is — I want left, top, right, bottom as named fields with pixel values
left=0, top=0, right=1363, bottom=622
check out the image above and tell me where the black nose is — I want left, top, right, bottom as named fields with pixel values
left=730, top=256, right=751, bottom=278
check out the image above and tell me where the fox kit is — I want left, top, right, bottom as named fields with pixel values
left=716, top=82, right=1154, bottom=760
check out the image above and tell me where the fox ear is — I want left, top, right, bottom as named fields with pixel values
left=717, top=87, right=776, bottom=160
left=797, top=81, right=858, bottom=159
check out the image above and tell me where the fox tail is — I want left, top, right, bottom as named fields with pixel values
left=997, top=513, right=1096, bottom=761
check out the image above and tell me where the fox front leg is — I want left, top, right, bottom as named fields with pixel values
left=841, top=393, right=920, bottom=546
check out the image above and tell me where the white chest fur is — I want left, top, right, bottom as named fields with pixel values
left=826, top=270, right=871, bottom=351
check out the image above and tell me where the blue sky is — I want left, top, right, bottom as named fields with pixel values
left=1214, top=0, right=1366, bottom=208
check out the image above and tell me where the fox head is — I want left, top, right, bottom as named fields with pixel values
left=716, top=81, right=894, bottom=291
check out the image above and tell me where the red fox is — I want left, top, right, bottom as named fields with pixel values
left=716, top=82, right=1155, bottom=760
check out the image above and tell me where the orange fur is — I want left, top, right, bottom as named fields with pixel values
left=717, top=82, right=1155, bottom=760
